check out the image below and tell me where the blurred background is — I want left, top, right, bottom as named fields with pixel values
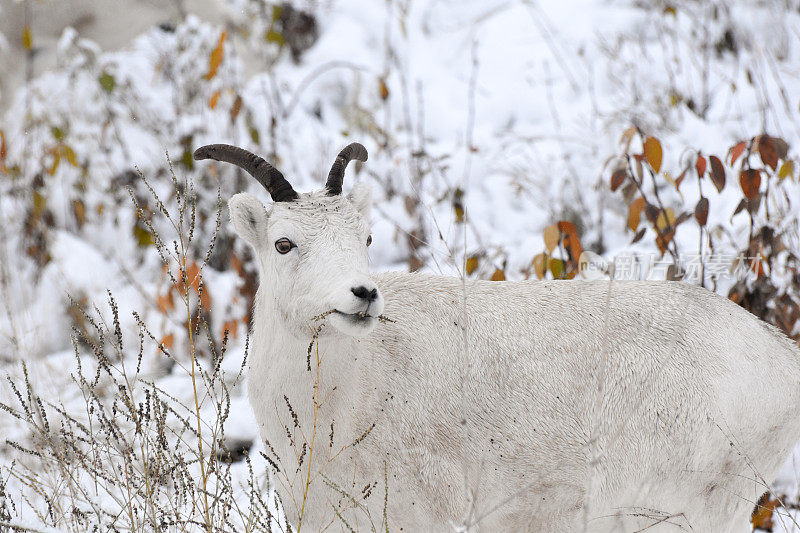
left=1, top=0, right=800, bottom=530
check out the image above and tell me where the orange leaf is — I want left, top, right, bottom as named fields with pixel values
left=203, top=31, right=227, bottom=81
left=709, top=155, right=726, bottom=193
left=200, top=287, right=212, bottom=312
left=728, top=141, right=747, bottom=166
left=161, top=333, right=174, bottom=349
left=0, top=130, right=6, bottom=163
left=209, top=90, right=221, bottom=109
left=739, top=169, right=761, bottom=200
left=222, top=320, right=239, bottom=340
left=157, top=290, right=174, bottom=313
left=644, top=137, right=662, bottom=173
left=490, top=269, right=506, bottom=281
left=543, top=225, right=559, bottom=253
left=379, top=78, right=389, bottom=100
left=628, top=197, right=646, bottom=232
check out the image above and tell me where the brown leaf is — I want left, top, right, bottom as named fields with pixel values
left=543, top=225, right=559, bottom=253
left=674, top=168, right=687, bottom=190
left=772, top=137, right=789, bottom=160
left=739, top=168, right=761, bottom=200
left=628, top=197, right=646, bottom=232
left=610, top=168, right=626, bottom=191
left=490, top=268, right=505, bottom=281
left=631, top=227, right=646, bottom=244
left=695, top=155, right=706, bottom=177
left=694, top=197, right=709, bottom=226
left=644, top=137, right=663, bottom=173
left=72, top=199, right=86, bottom=228
left=644, top=203, right=660, bottom=224
left=203, top=31, right=227, bottom=81
left=728, top=141, right=747, bottom=166
left=757, top=135, right=778, bottom=171
left=709, top=155, right=726, bottom=192
left=0, top=130, right=6, bottom=164
left=557, top=221, right=578, bottom=235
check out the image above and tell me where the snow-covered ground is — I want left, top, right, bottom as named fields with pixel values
left=1, top=0, right=799, bottom=530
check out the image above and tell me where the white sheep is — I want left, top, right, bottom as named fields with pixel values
left=195, top=142, right=800, bottom=532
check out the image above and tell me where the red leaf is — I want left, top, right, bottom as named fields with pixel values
left=728, top=141, right=747, bottom=166
left=739, top=169, right=761, bottom=200
left=695, top=155, right=706, bottom=177
left=709, top=155, right=726, bottom=192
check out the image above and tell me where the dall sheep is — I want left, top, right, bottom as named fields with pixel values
left=195, top=142, right=800, bottom=532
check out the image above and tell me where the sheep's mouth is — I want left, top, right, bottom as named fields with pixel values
left=333, top=310, right=376, bottom=323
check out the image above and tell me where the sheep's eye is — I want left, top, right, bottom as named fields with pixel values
left=366, top=234, right=372, bottom=247
left=275, top=238, right=296, bottom=254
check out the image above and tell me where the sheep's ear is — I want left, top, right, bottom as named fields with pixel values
left=347, top=182, right=372, bottom=218
left=229, top=193, right=269, bottom=249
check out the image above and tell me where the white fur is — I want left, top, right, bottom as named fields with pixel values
left=232, top=187, right=800, bottom=532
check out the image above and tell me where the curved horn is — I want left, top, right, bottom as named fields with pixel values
left=325, top=142, right=368, bottom=195
left=193, top=144, right=299, bottom=202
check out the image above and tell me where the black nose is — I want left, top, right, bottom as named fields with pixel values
left=351, top=286, right=378, bottom=302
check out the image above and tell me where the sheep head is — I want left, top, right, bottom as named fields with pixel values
left=194, top=143, right=383, bottom=339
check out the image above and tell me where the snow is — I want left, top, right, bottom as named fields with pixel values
left=1, top=0, right=800, bottom=529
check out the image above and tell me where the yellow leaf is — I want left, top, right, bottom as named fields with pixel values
left=48, top=150, right=61, bottom=176
left=61, top=145, right=78, bottom=167
left=644, top=137, right=663, bottom=174
left=628, top=197, right=646, bottom=232
left=203, top=31, right=227, bottom=81
left=21, top=25, right=32, bottom=50
left=655, top=208, right=675, bottom=232
left=543, top=224, right=559, bottom=253
left=532, top=253, right=546, bottom=279
left=465, top=256, right=479, bottom=275
left=490, top=269, right=505, bottom=281
left=778, top=160, right=794, bottom=180
left=548, top=258, right=565, bottom=279
left=209, top=90, right=221, bottom=109
left=33, top=191, right=46, bottom=217
left=454, top=204, right=464, bottom=223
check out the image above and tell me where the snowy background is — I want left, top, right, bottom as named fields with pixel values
left=1, top=0, right=800, bottom=530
